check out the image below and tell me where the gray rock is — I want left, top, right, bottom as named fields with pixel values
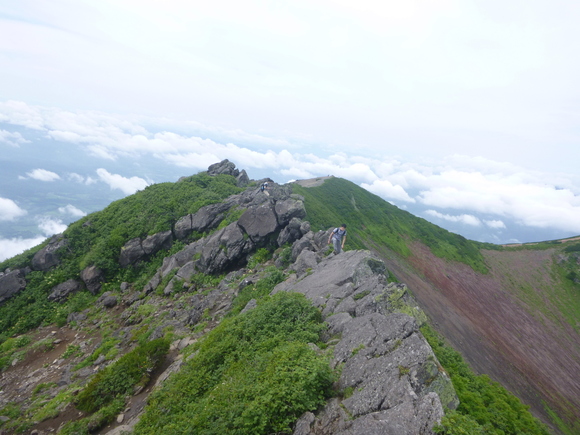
left=174, top=202, right=231, bottom=240
left=238, top=203, right=280, bottom=243
left=0, top=268, right=26, bottom=305
left=81, top=265, right=105, bottom=295
left=67, top=311, right=88, bottom=324
left=198, top=223, right=253, bottom=274
left=119, top=237, right=145, bottom=268
left=274, top=198, right=306, bottom=226
left=291, top=249, right=321, bottom=277
left=240, top=298, right=257, bottom=314
left=277, top=217, right=305, bottom=247
left=97, top=292, right=118, bottom=308
left=272, top=250, right=456, bottom=435
left=31, top=234, right=67, bottom=271
left=236, top=169, right=250, bottom=187
left=119, top=230, right=173, bottom=267
left=48, top=279, right=84, bottom=302
left=142, top=230, right=172, bottom=255
left=207, top=159, right=239, bottom=177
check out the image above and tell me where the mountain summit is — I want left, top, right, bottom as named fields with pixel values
left=0, top=160, right=576, bottom=434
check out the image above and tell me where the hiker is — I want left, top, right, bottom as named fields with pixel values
left=328, top=224, right=347, bottom=254
left=260, top=181, right=269, bottom=196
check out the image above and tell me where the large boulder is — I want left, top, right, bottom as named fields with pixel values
left=207, top=159, right=239, bottom=177
left=174, top=203, right=231, bottom=241
left=236, top=169, right=250, bottom=187
left=31, top=234, right=67, bottom=271
left=48, top=279, right=84, bottom=303
left=277, top=217, right=305, bottom=247
left=81, top=265, right=105, bottom=295
left=274, top=198, right=306, bottom=226
left=198, top=223, right=253, bottom=274
left=238, top=203, right=280, bottom=243
left=119, top=231, right=173, bottom=267
left=0, top=269, right=27, bottom=305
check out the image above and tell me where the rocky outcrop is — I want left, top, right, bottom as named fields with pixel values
left=273, top=250, right=458, bottom=434
left=119, top=231, right=173, bottom=267
left=207, top=159, right=239, bottom=177
left=81, top=265, right=105, bottom=295
left=174, top=202, right=232, bottom=241
left=31, top=234, right=67, bottom=271
left=0, top=269, right=27, bottom=305
left=48, top=279, right=84, bottom=302
left=236, top=169, right=250, bottom=187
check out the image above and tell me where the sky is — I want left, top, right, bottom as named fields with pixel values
left=1, top=0, right=580, bottom=262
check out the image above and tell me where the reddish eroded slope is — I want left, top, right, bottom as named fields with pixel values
left=379, top=242, right=580, bottom=433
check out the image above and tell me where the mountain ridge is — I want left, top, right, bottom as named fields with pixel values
left=0, top=161, right=575, bottom=434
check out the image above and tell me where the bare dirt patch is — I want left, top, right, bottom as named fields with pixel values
left=293, top=176, right=334, bottom=188
left=377, top=242, right=580, bottom=434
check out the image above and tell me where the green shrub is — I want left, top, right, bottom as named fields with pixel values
left=247, top=248, right=273, bottom=269
left=230, top=267, right=285, bottom=315
left=135, top=292, right=334, bottom=435
left=75, top=338, right=169, bottom=413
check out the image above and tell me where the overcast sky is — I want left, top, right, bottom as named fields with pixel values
left=1, top=0, right=580, bottom=261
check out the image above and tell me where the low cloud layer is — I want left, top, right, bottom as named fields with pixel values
left=1, top=101, right=580, bottom=244
left=96, top=168, right=149, bottom=195
left=0, top=197, right=27, bottom=221
left=58, top=204, right=86, bottom=218
left=0, top=236, right=45, bottom=262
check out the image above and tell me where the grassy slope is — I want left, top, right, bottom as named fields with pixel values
left=293, top=178, right=580, bottom=434
left=292, top=177, right=489, bottom=273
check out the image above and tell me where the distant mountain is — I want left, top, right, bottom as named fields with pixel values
left=0, top=161, right=575, bottom=434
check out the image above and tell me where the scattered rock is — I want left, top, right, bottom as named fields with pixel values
left=0, top=268, right=27, bottom=306
left=81, top=265, right=105, bottom=295
left=31, top=234, right=67, bottom=271
left=48, top=279, right=84, bottom=303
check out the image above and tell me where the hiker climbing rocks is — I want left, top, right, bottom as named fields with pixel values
left=328, top=224, right=347, bottom=254
left=260, top=181, right=269, bottom=195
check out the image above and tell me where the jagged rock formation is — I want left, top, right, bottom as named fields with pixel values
left=273, top=250, right=457, bottom=435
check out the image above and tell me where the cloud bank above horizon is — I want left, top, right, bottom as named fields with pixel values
left=1, top=100, right=579, bottom=262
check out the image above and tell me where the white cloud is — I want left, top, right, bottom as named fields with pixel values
left=425, top=210, right=482, bottom=226
left=26, top=168, right=61, bottom=182
left=68, top=173, right=85, bottom=183
left=0, top=236, right=46, bottom=262
left=37, top=217, right=67, bottom=236
left=0, top=129, right=30, bottom=147
left=0, top=197, right=27, bottom=221
left=361, top=179, right=415, bottom=203
left=58, top=204, right=86, bottom=218
left=96, top=168, right=149, bottom=195
left=485, top=219, right=506, bottom=229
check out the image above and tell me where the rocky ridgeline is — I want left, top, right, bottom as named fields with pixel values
left=0, top=160, right=458, bottom=435
left=274, top=250, right=458, bottom=435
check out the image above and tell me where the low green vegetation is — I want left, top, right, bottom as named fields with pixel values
left=134, top=292, right=335, bottom=435
left=0, top=173, right=241, bottom=343
left=420, top=324, right=550, bottom=435
left=75, top=338, right=169, bottom=413
left=292, top=178, right=489, bottom=273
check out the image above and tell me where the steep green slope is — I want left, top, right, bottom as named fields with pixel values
left=292, top=177, right=489, bottom=273
left=0, top=172, right=242, bottom=340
